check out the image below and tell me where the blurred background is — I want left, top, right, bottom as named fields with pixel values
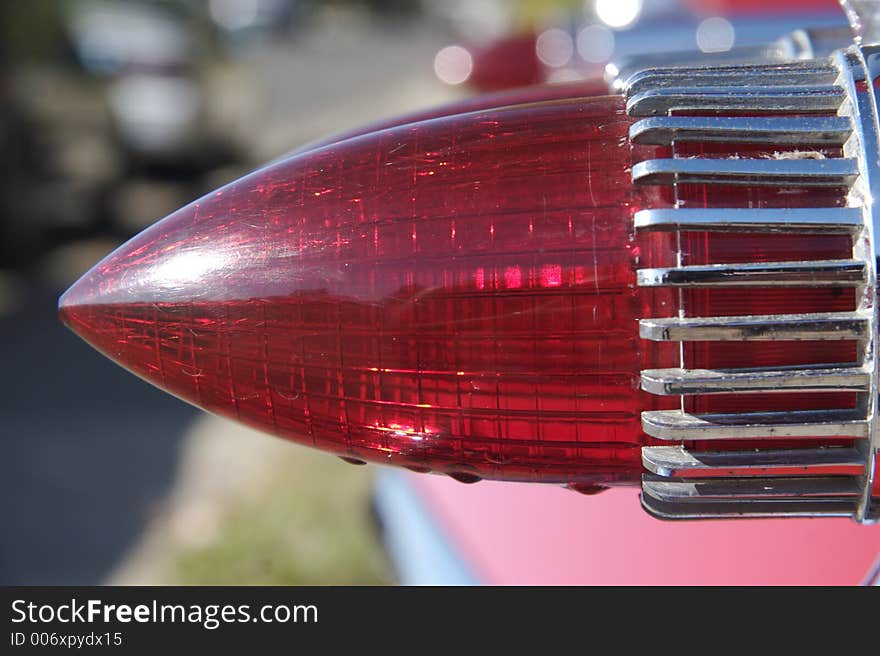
left=2, top=0, right=856, bottom=585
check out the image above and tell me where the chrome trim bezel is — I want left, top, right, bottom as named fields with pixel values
left=622, top=46, right=880, bottom=522
left=838, top=44, right=880, bottom=522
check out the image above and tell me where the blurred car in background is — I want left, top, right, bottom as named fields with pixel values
left=68, top=0, right=242, bottom=172
left=205, top=0, right=309, bottom=49
left=431, top=0, right=849, bottom=91
left=0, top=0, right=246, bottom=271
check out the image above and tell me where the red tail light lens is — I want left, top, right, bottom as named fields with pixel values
left=58, top=86, right=864, bottom=499
left=60, top=95, right=671, bottom=486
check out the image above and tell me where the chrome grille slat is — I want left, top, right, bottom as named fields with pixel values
left=640, top=366, right=870, bottom=395
left=630, top=116, right=852, bottom=146
left=641, top=494, right=856, bottom=519
left=641, top=409, right=869, bottom=440
left=636, top=260, right=865, bottom=288
left=632, top=157, right=859, bottom=187
left=611, top=48, right=839, bottom=92
left=633, top=208, right=863, bottom=233
left=623, top=63, right=840, bottom=96
left=641, top=445, right=864, bottom=477
left=641, top=475, right=862, bottom=500
left=638, top=312, right=867, bottom=342
left=627, top=85, right=845, bottom=116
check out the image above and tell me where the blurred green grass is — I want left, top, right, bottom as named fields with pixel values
left=173, top=449, right=394, bottom=585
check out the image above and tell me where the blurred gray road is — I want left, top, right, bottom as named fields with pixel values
left=0, top=285, right=196, bottom=584
left=240, top=15, right=455, bottom=162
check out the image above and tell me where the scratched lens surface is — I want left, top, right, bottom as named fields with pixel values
left=59, top=96, right=672, bottom=485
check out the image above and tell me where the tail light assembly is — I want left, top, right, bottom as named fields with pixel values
left=60, top=3, right=880, bottom=523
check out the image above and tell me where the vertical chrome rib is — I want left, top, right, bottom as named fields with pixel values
left=837, top=45, right=880, bottom=523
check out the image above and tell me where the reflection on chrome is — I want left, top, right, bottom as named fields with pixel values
left=842, top=0, right=880, bottom=42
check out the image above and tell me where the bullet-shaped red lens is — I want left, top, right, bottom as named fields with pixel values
left=60, top=95, right=669, bottom=485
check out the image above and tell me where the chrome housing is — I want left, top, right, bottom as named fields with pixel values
left=621, top=36, right=880, bottom=523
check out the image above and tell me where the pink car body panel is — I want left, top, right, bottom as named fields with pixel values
left=407, top=473, right=880, bottom=585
